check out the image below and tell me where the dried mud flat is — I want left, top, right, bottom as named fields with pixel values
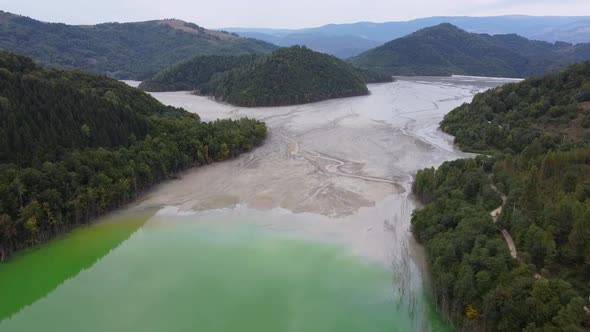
left=132, top=77, right=515, bottom=261
left=137, top=77, right=510, bottom=216
left=126, top=77, right=515, bottom=330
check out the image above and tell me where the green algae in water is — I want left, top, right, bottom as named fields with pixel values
left=0, top=209, right=154, bottom=321
left=0, top=211, right=455, bottom=332
left=1, top=219, right=425, bottom=332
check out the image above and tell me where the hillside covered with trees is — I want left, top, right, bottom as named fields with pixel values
left=411, top=63, right=590, bottom=331
left=138, top=54, right=259, bottom=92
left=0, top=11, right=276, bottom=80
left=350, top=23, right=590, bottom=78
left=355, top=67, right=394, bottom=83
left=0, top=51, right=267, bottom=260
left=140, top=49, right=392, bottom=93
left=199, top=46, right=371, bottom=107
left=442, top=62, right=590, bottom=153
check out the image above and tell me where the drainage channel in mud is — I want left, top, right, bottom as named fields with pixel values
left=0, top=77, right=514, bottom=331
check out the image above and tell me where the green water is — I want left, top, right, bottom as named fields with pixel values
left=0, top=210, right=153, bottom=320
left=0, top=210, right=452, bottom=332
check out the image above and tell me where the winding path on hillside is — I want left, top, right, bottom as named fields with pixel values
left=490, top=182, right=518, bottom=259
left=490, top=181, right=553, bottom=285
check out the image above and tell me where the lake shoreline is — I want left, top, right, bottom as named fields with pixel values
left=2, top=77, right=515, bottom=331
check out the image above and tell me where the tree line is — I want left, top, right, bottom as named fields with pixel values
left=199, top=46, right=373, bottom=107
left=139, top=51, right=393, bottom=94
left=412, top=62, right=590, bottom=331
left=0, top=51, right=267, bottom=261
left=442, top=62, right=590, bottom=154
left=0, top=10, right=276, bottom=80
left=351, top=23, right=590, bottom=78
left=139, top=54, right=260, bottom=92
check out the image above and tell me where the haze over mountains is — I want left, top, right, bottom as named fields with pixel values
left=226, top=15, right=590, bottom=58
left=2, top=10, right=590, bottom=81
left=350, top=23, right=590, bottom=77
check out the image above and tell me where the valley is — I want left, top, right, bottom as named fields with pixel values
left=0, top=77, right=511, bottom=331
left=1, top=3, right=589, bottom=331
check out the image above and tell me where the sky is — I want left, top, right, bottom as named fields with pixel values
left=1, top=0, right=589, bottom=29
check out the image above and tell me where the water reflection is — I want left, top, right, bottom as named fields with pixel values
left=0, top=209, right=154, bottom=321
left=0, top=208, right=438, bottom=332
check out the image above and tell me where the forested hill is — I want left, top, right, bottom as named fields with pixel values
left=0, top=51, right=267, bottom=260
left=355, top=67, right=395, bottom=84
left=199, top=46, right=371, bottom=107
left=350, top=23, right=590, bottom=78
left=139, top=55, right=259, bottom=92
left=0, top=11, right=276, bottom=80
left=411, top=63, right=590, bottom=331
left=139, top=51, right=392, bottom=93
left=442, top=61, right=590, bottom=153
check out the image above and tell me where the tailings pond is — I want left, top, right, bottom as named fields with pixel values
left=0, top=77, right=517, bottom=331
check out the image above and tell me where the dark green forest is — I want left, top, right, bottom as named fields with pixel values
left=139, top=52, right=393, bottom=93
left=138, top=54, right=260, bottom=92
left=0, top=51, right=267, bottom=260
left=0, top=11, right=276, bottom=80
left=442, top=62, right=590, bottom=153
left=139, top=49, right=392, bottom=94
left=412, top=63, right=590, bottom=331
left=350, top=23, right=590, bottom=78
left=199, top=46, right=370, bottom=107
left=355, top=67, right=394, bottom=83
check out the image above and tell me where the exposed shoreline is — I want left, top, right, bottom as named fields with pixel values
left=131, top=78, right=511, bottom=328
left=134, top=77, right=509, bottom=257
left=0, top=77, right=514, bottom=331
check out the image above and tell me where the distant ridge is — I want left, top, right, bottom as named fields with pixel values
left=0, top=11, right=277, bottom=79
left=349, top=23, right=590, bottom=78
left=226, top=15, right=590, bottom=58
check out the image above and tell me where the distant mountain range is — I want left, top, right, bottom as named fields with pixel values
left=231, top=32, right=381, bottom=59
left=349, top=23, right=590, bottom=78
left=4, top=10, right=590, bottom=80
left=226, top=16, right=590, bottom=58
left=0, top=11, right=276, bottom=79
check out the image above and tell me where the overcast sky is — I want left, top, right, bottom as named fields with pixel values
left=1, top=0, right=589, bottom=29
